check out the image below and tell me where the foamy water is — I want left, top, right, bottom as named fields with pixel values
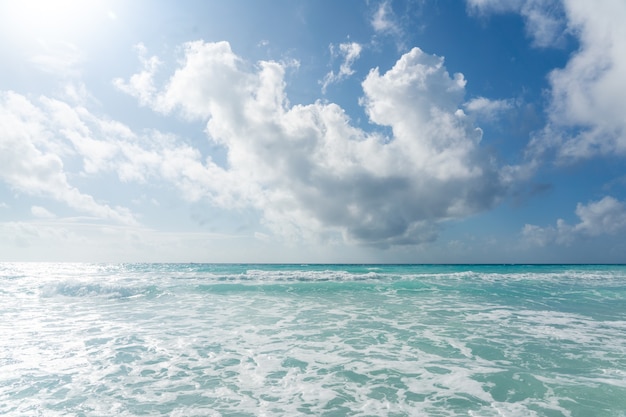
left=1, top=263, right=625, bottom=416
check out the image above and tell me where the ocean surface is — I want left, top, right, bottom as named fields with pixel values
left=1, top=263, right=625, bottom=417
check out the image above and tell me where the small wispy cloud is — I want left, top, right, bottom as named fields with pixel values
left=29, top=40, right=82, bottom=77
left=370, top=0, right=407, bottom=50
left=464, top=96, right=514, bottom=121
left=31, top=205, right=56, bottom=219
left=371, top=0, right=400, bottom=34
left=113, top=43, right=161, bottom=108
left=321, top=42, right=363, bottom=93
left=465, top=0, right=566, bottom=48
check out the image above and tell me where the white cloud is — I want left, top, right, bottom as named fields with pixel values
left=522, top=1, right=566, bottom=47
left=572, top=196, right=626, bottom=236
left=0, top=91, right=137, bottom=225
left=464, top=96, right=514, bottom=121
left=466, top=0, right=566, bottom=47
left=546, top=0, right=626, bottom=161
left=371, top=1, right=399, bottom=34
left=321, top=42, right=363, bottom=93
left=466, top=0, right=523, bottom=13
left=31, top=205, right=56, bottom=219
left=29, top=40, right=82, bottom=77
left=469, top=0, right=626, bottom=164
left=522, top=196, right=626, bottom=246
left=12, top=90, right=224, bottom=196
left=113, top=43, right=161, bottom=108
left=370, top=0, right=407, bottom=50
left=2, top=79, right=258, bottom=234
left=116, top=41, right=506, bottom=247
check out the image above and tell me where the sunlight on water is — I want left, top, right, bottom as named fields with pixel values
left=1, top=263, right=626, bottom=416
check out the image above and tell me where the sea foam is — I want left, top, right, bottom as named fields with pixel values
left=1, top=263, right=625, bottom=416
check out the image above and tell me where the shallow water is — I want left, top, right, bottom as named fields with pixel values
left=1, top=263, right=625, bottom=416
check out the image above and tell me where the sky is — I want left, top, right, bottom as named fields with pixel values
left=1, top=0, right=626, bottom=263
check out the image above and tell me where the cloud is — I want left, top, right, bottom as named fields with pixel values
left=29, top=40, right=82, bottom=77
left=470, top=1, right=626, bottom=164
left=522, top=196, right=626, bottom=246
left=116, top=41, right=506, bottom=247
left=0, top=91, right=138, bottom=225
left=43, top=95, right=234, bottom=205
left=2, top=82, right=255, bottom=231
left=466, top=0, right=524, bottom=13
left=113, top=43, right=161, bottom=108
left=370, top=0, right=406, bottom=50
left=371, top=1, right=400, bottom=34
left=31, top=205, right=56, bottom=219
left=321, top=42, right=363, bottom=93
left=545, top=0, right=626, bottom=161
left=466, top=0, right=566, bottom=47
left=464, top=96, right=514, bottom=121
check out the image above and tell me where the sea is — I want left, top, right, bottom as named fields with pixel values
left=1, top=263, right=625, bottom=417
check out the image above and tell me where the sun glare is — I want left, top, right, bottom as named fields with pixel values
left=2, top=0, right=115, bottom=41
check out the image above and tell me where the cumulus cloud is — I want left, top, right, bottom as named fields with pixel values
left=546, top=0, right=626, bottom=161
left=470, top=1, right=626, bottom=164
left=116, top=41, right=505, bottom=247
left=522, top=196, right=626, bottom=246
left=321, top=42, right=363, bottom=93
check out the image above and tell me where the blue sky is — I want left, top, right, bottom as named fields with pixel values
left=1, top=0, right=626, bottom=263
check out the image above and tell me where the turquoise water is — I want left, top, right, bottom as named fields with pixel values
left=1, top=263, right=625, bottom=416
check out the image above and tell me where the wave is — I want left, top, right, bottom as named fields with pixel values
left=41, top=281, right=163, bottom=299
left=2, top=263, right=624, bottom=304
